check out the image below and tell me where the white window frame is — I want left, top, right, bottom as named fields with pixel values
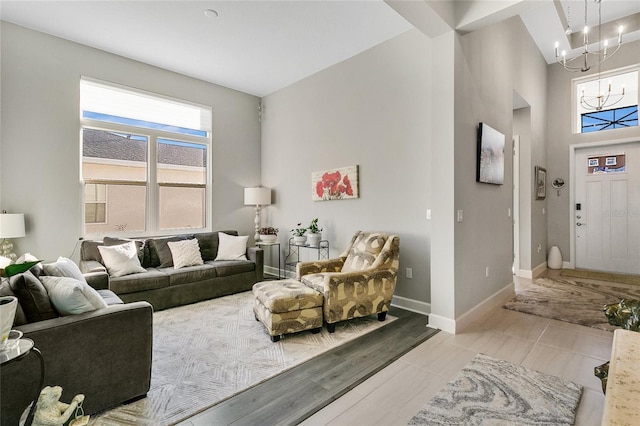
left=80, top=80, right=212, bottom=239
left=571, top=64, right=640, bottom=134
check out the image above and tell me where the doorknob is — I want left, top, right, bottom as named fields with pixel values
left=577, top=222, right=586, bottom=226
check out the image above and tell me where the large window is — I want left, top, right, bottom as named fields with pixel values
left=574, top=68, right=639, bottom=134
left=80, top=78, right=212, bottom=236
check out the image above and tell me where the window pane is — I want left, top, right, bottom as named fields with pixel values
left=581, top=106, right=639, bottom=133
left=84, top=184, right=146, bottom=235
left=83, top=128, right=148, bottom=181
left=159, top=186, right=205, bottom=230
left=157, top=139, right=207, bottom=185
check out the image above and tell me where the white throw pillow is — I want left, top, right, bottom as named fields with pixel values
left=98, top=241, right=147, bottom=277
left=168, top=239, right=204, bottom=269
left=43, top=257, right=86, bottom=283
left=40, top=276, right=108, bottom=315
left=215, top=232, right=248, bottom=261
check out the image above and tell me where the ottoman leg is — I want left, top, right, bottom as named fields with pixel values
left=310, top=328, right=321, bottom=335
left=378, top=312, right=387, bottom=322
left=327, top=323, right=336, bottom=334
left=271, top=335, right=281, bottom=343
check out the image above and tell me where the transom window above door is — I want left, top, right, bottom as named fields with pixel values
left=574, top=68, right=639, bottom=134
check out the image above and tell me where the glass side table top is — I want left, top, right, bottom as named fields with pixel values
left=0, top=338, right=34, bottom=364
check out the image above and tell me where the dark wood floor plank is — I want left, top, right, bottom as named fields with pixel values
left=184, top=309, right=438, bottom=426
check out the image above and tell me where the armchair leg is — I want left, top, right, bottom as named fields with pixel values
left=378, top=312, right=387, bottom=322
left=326, top=323, right=336, bottom=333
left=271, top=335, right=281, bottom=342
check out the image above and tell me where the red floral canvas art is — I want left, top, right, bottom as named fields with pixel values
left=312, top=165, right=359, bottom=201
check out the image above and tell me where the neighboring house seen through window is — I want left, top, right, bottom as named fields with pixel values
left=80, top=78, right=212, bottom=237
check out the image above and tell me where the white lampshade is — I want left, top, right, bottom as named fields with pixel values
left=244, top=187, right=271, bottom=206
left=0, top=214, right=25, bottom=238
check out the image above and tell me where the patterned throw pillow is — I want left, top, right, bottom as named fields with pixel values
left=168, top=239, right=204, bottom=269
left=98, top=241, right=147, bottom=277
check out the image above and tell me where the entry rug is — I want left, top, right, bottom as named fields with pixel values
left=504, top=278, right=640, bottom=331
left=89, top=291, right=395, bottom=425
left=408, top=354, right=582, bottom=425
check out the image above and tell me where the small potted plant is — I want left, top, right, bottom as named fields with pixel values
left=258, top=227, right=278, bottom=243
left=307, top=218, right=323, bottom=247
left=291, top=223, right=308, bottom=245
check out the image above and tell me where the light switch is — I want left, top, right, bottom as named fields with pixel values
left=426, top=209, right=432, bottom=220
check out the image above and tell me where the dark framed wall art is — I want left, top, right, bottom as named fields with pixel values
left=476, top=122, right=505, bottom=185
left=535, top=166, right=547, bottom=200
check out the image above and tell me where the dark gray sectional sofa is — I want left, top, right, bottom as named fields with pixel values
left=1, top=271, right=153, bottom=425
left=79, top=230, right=264, bottom=311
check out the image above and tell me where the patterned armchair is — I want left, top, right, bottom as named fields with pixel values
left=297, top=231, right=400, bottom=333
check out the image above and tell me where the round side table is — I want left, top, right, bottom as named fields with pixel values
left=1, top=338, right=45, bottom=426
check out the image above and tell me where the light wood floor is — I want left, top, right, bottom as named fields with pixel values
left=300, top=275, right=611, bottom=426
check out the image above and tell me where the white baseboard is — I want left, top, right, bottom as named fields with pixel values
left=517, top=262, right=547, bottom=279
left=427, top=281, right=515, bottom=334
left=391, top=295, right=430, bottom=316
left=532, top=262, right=546, bottom=278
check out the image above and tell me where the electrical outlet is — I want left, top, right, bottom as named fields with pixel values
left=507, top=207, right=511, bottom=217
left=426, top=209, right=431, bottom=220
left=457, top=210, right=463, bottom=222
left=406, top=268, right=413, bottom=279
left=485, top=266, right=489, bottom=277
left=537, top=244, right=542, bottom=253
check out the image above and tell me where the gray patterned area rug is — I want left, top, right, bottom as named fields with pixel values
left=89, top=291, right=395, bottom=425
left=408, top=354, right=582, bottom=425
left=504, top=277, right=640, bottom=331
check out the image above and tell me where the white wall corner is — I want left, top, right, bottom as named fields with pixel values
left=516, top=269, right=533, bottom=279
left=428, top=281, right=515, bottom=334
left=391, top=295, right=430, bottom=316
left=427, top=313, right=457, bottom=334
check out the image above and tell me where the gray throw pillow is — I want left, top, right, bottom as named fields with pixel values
left=0, top=278, right=28, bottom=326
left=9, top=270, right=58, bottom=323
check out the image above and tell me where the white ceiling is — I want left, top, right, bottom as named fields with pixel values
left=1, top=1, right=639, bottom=97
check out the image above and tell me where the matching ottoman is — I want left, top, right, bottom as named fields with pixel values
left=253, top=279, right=323, bottom=342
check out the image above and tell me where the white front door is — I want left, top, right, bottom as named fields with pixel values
left=575, top=142, right=640, bottom=274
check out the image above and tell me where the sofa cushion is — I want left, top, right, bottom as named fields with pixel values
left=40, top=276, right=108, bottom=315
left=109, top=268, right=170, bottom=294
left=81, top=238, right=145, bottom=265
left=0, top=277, right=27, bottom=326
left=158, top=264, right=217, bottom=286
left=9, top=271, right=58, bottom=323
left=215, top=232, right=248, bottom=261
left=195, top=230, right=238, bottom=261
left=43, top=257, right=86, bottom=283
left=207, top=260, right=255, bottom=277
left=98, top=242, right=147, bottom=278
left=97, top=289, right=124, bottom=305
left=168, top=238, right=204, bottom=269
left=148, top=236, right=191, bottom=268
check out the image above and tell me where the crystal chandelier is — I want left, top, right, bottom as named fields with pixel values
left=555, top=0, right=626, bottom=111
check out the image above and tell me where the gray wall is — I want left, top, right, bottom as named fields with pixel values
left=432, top=15, right=548, bottom=321
left=261, top=29, right=432, bottom=306
left=0, top=22, right=262, bottom=261
left=546, top=40, right=640, bottom=263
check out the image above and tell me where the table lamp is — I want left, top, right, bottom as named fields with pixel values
left=244, top=187, right=271, bottom=241
left=0, top=213, right=25, bottom=262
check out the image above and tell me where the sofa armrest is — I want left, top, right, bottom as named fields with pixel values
left=80, top=259, right=107, bottom=274
left=84, top=271, right=109, bottom=290
left=2, top=302, right=153, bottom=424
left=297, top=257, right=346, bottom=280
left=247, top=246, right=264, bottom=282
